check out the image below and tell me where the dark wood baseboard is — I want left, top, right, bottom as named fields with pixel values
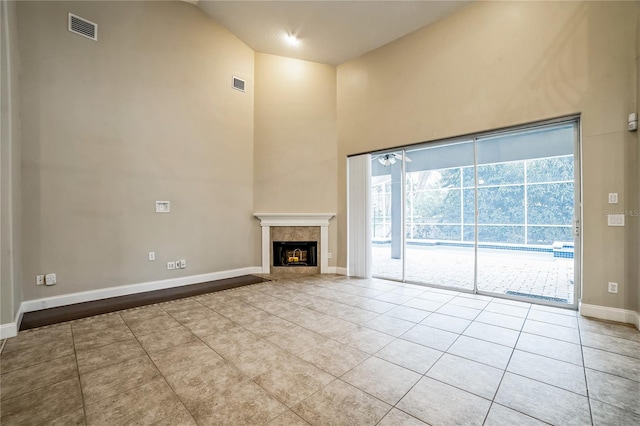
left=19, top=274, right=269, bottom=331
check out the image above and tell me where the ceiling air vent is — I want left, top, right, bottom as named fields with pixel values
left=68, top=13, right=97, bottom=41
left=232, top=76, right=246, bottom=92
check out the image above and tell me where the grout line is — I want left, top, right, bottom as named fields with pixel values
left=121, top=310, right=201, bottom=424
left=478, top=300, right=529, bottom=425
left=577, top=317, right=595, bottom=425
left=481, top=401, right=555, bottom=426
left=0, top=361, right=80, bottom=424
left=70, top=321, right=90, bottom=426
left=374, top=407, right=424, bottom=426
left=159, top=287, right=367, bottom=422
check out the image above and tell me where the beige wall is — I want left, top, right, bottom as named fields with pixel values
left=337, top=1, right=639, bottom=311
left=1, top=0, right=22, bottom=324
left=5, top=0, right=640, bottom=324
left=636, top=7, right=640, bottom=315
left=18, top=1, right=255, bottom=301
left=253, top=53, right=338, bottom=265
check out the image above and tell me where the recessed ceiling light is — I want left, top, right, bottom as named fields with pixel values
left=285, top=33, right=299, bottom=46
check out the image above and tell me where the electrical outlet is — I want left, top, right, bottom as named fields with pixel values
left=608, top=193, right=619, bottom=204
left=148, top=252, right=155, bottom=261
left=167, top=261, right=176, bottom=270
left=36, top=275, right=44, bottom=285
left=608, top=282, right=618, bottom=294
left=327, top=252, right=332, bottom=259
left=179, top=259, right=186, bottom=269
left=45, top=273, right=57, bottom=286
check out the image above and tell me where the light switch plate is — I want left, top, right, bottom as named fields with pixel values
left=156, top=201, right=170, bottom=213
left=607, top=214, right=625, bottom=226
left=608, top=193, right=618, bottom=204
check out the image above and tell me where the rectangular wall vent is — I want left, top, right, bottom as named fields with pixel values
left=68, top=13, right=98, bottom=41
left=232, top=76, right=246, bottom=92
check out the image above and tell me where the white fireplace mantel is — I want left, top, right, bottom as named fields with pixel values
left=254, top=213, right=335, bottom=273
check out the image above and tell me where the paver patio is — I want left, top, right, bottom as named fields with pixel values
left=373, top=245, right=574, bottom=304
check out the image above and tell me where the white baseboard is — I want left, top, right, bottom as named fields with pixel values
left=2, top=267, right=263, bottom=339
left=21, top=266, right=263, bottom=314
left=0, top=304, right=23, bottom=340
left=326, top=267, right=347, bottom=275
left=0, top=322, right=17, bottom=340
left=579, top=303, right=640, bottom=330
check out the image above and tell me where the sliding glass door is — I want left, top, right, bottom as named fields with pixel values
left=475, top=123, right=578, bottom=304
left=403, top=141, right=475, bottom=291
left=369, top=119, right=580, bottom=307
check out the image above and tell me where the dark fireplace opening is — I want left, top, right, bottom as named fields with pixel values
left=273, top=241, right=318, bottom=267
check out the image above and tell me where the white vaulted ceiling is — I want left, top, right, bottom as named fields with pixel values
left=197, top=1, right=471, bottom=65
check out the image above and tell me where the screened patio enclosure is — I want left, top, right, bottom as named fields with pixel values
left=370, top=120, right=580, bottom=306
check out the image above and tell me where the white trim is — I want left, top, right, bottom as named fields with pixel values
left=579, top=303, right=640, bottom=329
left=0, top=303, right=23, bottom=340
left=0, top=323, right=17, bottom=340
left=320, top=225, right=329, bottom=273
left=327, top=266, right=347, bottom=275
left=254, top=213, right=335, bottom=274
left=21, top=267, right=262, bottom=313
left=254, top=213, right=335, bottom=227
left=1, top=267, right=262, bottom=339
left=261, top=226, right=270, bottom=274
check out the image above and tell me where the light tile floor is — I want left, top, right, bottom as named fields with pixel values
left=1, top=274, right=639, bottom=425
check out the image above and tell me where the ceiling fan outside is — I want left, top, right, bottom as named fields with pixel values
left=373, top=153, right=412, bottom=166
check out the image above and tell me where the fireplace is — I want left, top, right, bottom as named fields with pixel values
left=270, top=226, right=320, bottom=273
left=254, top=213, right=335, bottom=274
left=273, top=241, right=318, bottom=267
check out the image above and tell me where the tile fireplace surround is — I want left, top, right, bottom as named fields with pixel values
left=254, top=214, right=335, bottom=274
